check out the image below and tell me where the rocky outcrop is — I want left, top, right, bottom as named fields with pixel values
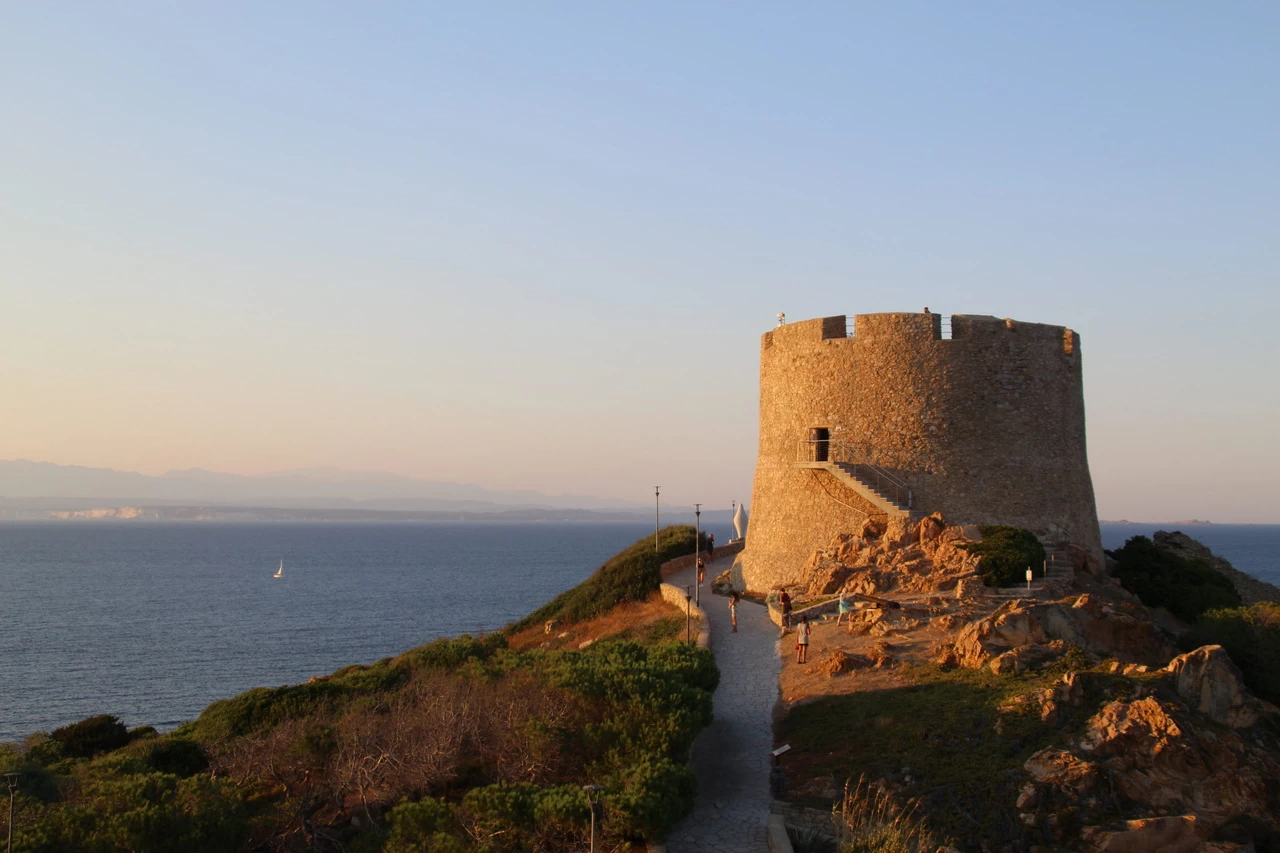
left=1079, top=816, right=1206, bottom=853
left=947, top=594, right=1176, bottom=670
left=1017, top=675, right=1280, bottom=851
left=798, top=514, right=983, bottom=598
left=1153, top=530, right=1280, bottom=606
left=1163, top=645, right=1263, bottom=728
left=988, top=639, right=1068, bottom=675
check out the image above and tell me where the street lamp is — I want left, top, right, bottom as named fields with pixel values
left=694, top=503, right=701, bottom=606
left=583, top=785, right=604, bottom=853
left=5, top=772, right=17, bottom=853
left=654, top=487, right=660, bottom=555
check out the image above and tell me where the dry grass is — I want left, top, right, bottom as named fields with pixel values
left=835, top=776, right=942, bottom=853
left=506, top=592, right=690, bottom=651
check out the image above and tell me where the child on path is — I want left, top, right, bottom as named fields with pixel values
left=778, top=590, right=792, bottom=636
left=835, top=590, right=852, bottom=626
left=796, top=615, right=810, bottom=663
left=729, top=591, right=739, bottom=632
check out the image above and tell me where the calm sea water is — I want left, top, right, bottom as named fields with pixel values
left=0, top=521, right=745, bottom=744
left=0, top=521, right=1274, bottom=743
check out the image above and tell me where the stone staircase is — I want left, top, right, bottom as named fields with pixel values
left=793, top=460, right=913, bottom=517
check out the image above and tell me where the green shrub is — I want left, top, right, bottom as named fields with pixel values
left=12, top=773, right=249, bottom=853
left=391, top=633, right=507, bottom=672
left=143, top=738, right=210, bottom=777
left=190, top=680, right=345, bottom=740
left=510, top=525, right=704, bottom=632
left=1108, top=535, right=1242, bottom=622
left=49, top=714, right=130, bottom=759
left=1182, top=602, right=1280, bottom=703
left=961, top=526, right=1046, bottom=587
left=21, top=734, right=64, bottom=767
left=384, top=797, right=468, bottom=853
left=603, top=756, right=696, bottom=841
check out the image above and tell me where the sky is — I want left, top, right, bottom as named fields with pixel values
left=1, top=3, right=1278, bottom=521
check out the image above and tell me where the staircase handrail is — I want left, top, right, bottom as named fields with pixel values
left=795, top=439, right=914, bottom=510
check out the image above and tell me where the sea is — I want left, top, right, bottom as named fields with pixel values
left=0, top=520, right=1275, bottom=744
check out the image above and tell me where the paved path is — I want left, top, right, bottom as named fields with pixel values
left=665, top=554, right=780, bottom=853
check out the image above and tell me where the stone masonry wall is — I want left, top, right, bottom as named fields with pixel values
left=739, top=312, right=1102, bottom=592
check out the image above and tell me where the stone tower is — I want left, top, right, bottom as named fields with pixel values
left=737, top=312, right=1102, bottom=592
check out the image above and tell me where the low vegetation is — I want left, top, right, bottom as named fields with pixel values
left=961, top=525, right=1046, bottom=587
left=1182, top=601, right=1280, bottom=704
left=835, top=776, right=939, bottom=853
left=1107, top=534, right=1241, bottom=622
left=776, top=652, right=1102, bottom=845
left=507, top=594, right=686, bottom=651
left=508, top=523, right=705, bottom=633
left=0, top=528, right=715, bottom=852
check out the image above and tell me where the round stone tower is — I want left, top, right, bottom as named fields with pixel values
left=737, top=312, right=1102, bottom=592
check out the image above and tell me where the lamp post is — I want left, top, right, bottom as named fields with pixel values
left=583, top=785, right=604, bottom=853
left=5, top=772, right=17, bottom=853
left=654, top=487, right=660, bottom=555
left=694, top=503, right=701, bottom=606
left=685, top=585, right=693, bottom=646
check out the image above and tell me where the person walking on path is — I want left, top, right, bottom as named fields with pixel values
left=835, top=590, right=852, bottom=626
left=796, top=615, right=810, bottom=663
left=696, top=556, right=706, bottom=586
left=778, top=590, right=792, bottom=636
left=707, top=532, right=715, bottom=559
left=729, top=590, right=740, bottom=632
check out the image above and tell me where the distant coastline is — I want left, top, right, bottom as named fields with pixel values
left=0, top=504, right=661, bottom=523
left=1101, top=519, right=1215, bottom=525
left=0, top=503, right=737, bottom=525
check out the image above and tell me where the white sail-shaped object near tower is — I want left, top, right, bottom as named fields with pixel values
left=732, top=503, right=748, bottom=542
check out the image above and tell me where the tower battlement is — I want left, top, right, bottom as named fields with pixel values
left=740, top=311, right=1101, bottom=592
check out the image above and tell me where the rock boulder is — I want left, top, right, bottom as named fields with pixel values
left=1163, top=645, right=1262, bottom=729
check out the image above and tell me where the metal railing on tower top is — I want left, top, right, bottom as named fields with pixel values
left=796, top=439, right=913, bottom=510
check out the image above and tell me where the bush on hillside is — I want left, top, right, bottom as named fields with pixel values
left=384, top=798, right=468, bottom=853
left=10, top=772, right=250, bottom=853
left=961, top=526, right=1046, bottom=587
left=1182, top=602, right=1280, bottom=704
left=510, top=525, right=705, bottom=632
left=1108, top=535, right=1241, bottom=622
left=142, top=738, right=210, bottom=777
left=49, top=714, right=130, bottom=759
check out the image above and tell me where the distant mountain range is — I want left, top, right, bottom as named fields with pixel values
left=0, top=460, right=652, bottom=517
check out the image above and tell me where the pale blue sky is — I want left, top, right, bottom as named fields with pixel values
left=2, top=3, right=1277, bottom=520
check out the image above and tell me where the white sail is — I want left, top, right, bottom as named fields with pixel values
left=273, top=560, right=284, bottom=578
left=732, top=503, right=748, bottom=541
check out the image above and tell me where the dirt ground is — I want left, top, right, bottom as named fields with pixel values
left=506, top=591, right=693, bottom=651
left=777, top=593, right=1002, bottom=706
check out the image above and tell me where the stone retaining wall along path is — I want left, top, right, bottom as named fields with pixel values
left=659, top=583, right=711, bottom=648
left=664, top=554, right=780, bottom=853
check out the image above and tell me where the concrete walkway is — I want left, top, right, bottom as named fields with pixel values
left=664, top=554, right=780, bottom=853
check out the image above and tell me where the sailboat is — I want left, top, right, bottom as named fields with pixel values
left=273, top=560, right=284, bottom=579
